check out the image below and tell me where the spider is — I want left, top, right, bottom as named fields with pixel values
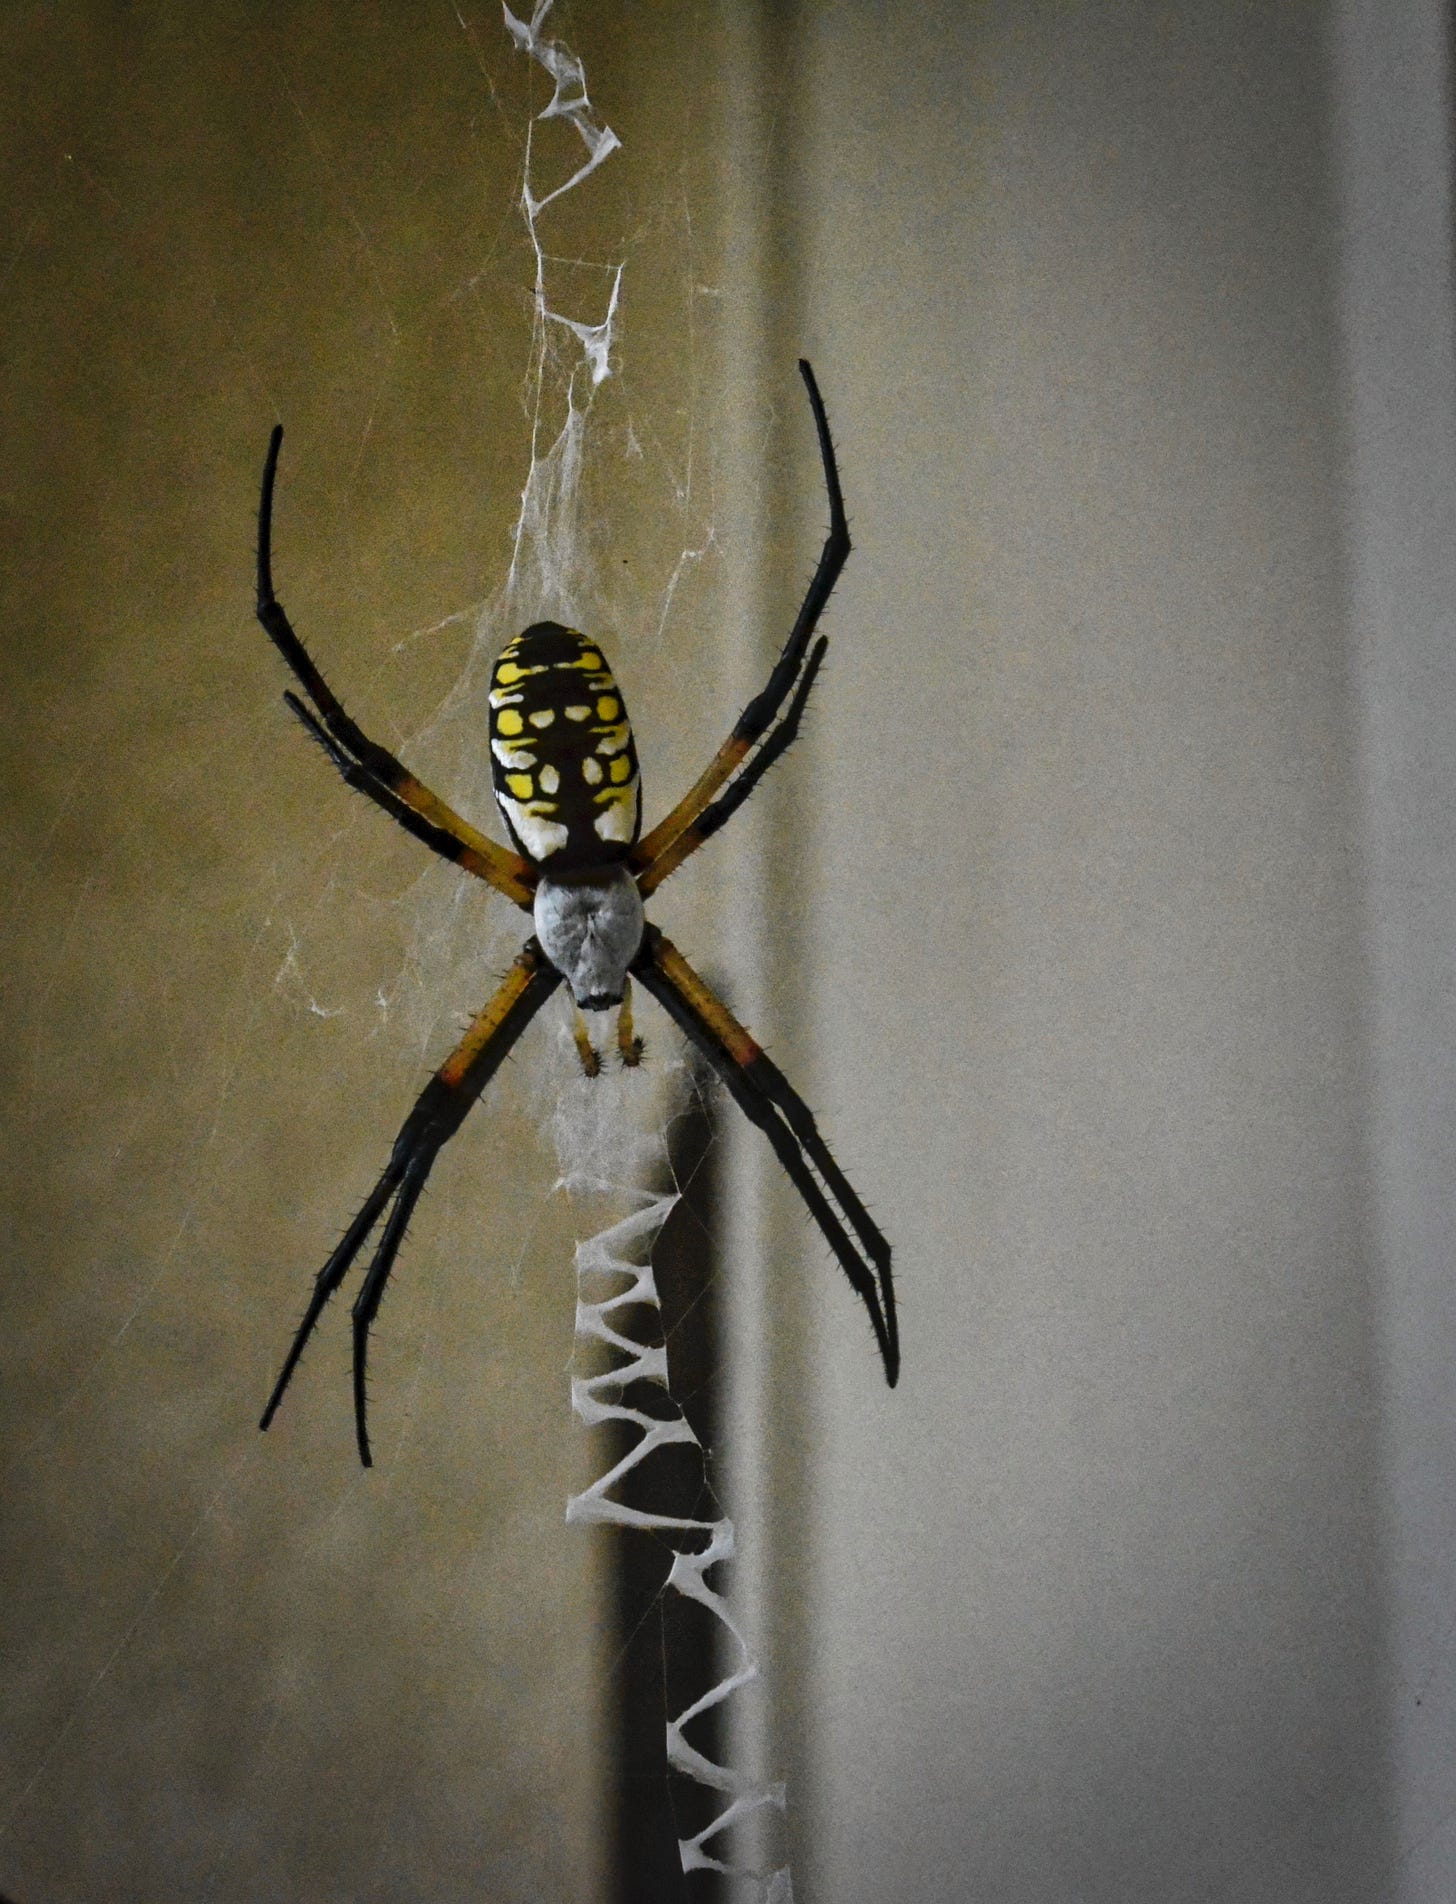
left=255, top=360, right=897, bottom=1466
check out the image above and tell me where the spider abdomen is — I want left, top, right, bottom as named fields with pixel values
left=488, top=621, right=641, bottom=871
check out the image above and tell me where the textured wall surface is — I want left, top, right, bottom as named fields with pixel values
left=0, top=7, right=733, bottom=1899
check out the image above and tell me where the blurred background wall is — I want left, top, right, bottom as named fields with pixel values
left=3, top=3, right=1454, bottom=1902
left=759, top=2, right=1444, bottom=1899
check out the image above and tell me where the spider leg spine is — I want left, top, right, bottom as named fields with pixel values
left=283, top=689, right=349, bottom=769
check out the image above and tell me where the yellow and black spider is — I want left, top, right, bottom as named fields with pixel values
left=255, top=361, right=897, bottom=1466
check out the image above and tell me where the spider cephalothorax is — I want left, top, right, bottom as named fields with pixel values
left=255, top=362, right=897, bottom=1465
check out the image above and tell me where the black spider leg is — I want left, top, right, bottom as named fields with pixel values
left=281, top=690, right=486, bottom=871
left=734, top=358, right=850, bottom=748
left=735, top=1039, right=898, bottom=1376
left=255, top=427, right=534, bottom=907
left=256, top=428, right=411, bottom=810
left=259, top=947, right=562, bottom=1465
left=634, top=359, right=850, bottom=887
left=689, top=633, right=829, bottom=847
left=632, top=928, right=898, bottom=1386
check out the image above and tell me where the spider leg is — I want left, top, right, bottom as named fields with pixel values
left=256, top=427, right=535, bottom=910
left=258, top=1159, right=405, bottom=1437
left=637, top=636, right=829, bottom=897
left=571, top=1005, right=602, bottom=1077
left=631, top=926, right=897, bottom=1385
left=259, top=941, right=562, bottom=1465
left=631, top=361, right=850, bottom=896
left=349, top=1171, right=428, bottom=1468
left=616, top=975, right=644, bottom=1068
left=284, top=690, right=509, bottom=878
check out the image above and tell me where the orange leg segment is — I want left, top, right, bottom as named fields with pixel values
left=260, top=940, right=561, bottom=1465
left=632, top=926, right=897, bottom=1385
left=258, top=427, right=536, bottom=910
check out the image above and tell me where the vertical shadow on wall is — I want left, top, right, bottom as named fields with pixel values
left=606, top=1073, right=724, bottom=1903
left=753, top=1, right=819, bottom=1877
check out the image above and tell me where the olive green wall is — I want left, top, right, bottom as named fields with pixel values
left=0, top=6, right=733, bottom=1899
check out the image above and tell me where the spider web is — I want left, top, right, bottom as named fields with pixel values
left=468, top=9, right=794, bottom=1892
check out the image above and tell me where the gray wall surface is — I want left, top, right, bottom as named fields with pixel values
left=1336, top=0, right=1456, bottom=1895
left=739, top=2, right=1454, bottom=1899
